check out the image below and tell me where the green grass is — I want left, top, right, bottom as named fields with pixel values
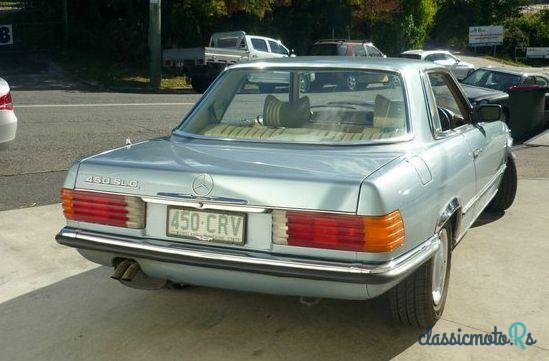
left=54, top=51, right=190, bottom=91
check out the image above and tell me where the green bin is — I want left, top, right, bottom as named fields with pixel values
left=508, top=85, right=549, bottom=141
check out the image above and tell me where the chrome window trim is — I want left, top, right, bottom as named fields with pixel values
left=424, top=69, right=474, bottom=140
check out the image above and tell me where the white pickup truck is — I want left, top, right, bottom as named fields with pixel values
left=163, top=31, right=292, bottom=92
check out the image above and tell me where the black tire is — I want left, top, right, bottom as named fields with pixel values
left=488, top=154, right=517, bottom=212
left=389, top=225, right=452, bottom=328
left=190, top=77, right=211, bottom=93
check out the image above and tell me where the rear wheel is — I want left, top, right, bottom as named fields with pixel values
left=389, top=225, right=452, bottom=328
left=488, top=154, right=517, bottom=212
left=190, top=77, right=211, bottom=93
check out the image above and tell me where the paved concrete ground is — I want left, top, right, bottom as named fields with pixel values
left=0, top=177, right=547, bottom=361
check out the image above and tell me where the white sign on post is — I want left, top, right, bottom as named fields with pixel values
left=526, top=47, right=549, bottom=59
left=469, top=26, right=504, bottom=46
left=0, top=24, right=14, bottom=45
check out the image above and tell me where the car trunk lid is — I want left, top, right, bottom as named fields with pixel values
left=74, top=138, right=402, bottom=213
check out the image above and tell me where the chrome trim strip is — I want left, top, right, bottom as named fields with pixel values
left=142, top=196, right=268, bottom=213
left=56, top=228, right=440, bottom=284
left=455, top=187, right=499, bottom=246
left=74, top=188, right=353, bottom=214
left=462, top=163, right=506, bottom=215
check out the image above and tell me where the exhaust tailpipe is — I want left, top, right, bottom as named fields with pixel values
left=121, top=262, right=141, bottom=281
left=111, top=259, right=132, bottom=280
left=111, top=259, right=167, bottom=289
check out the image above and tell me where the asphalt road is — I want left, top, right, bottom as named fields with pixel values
left=0, top=75, right=200, bottom=210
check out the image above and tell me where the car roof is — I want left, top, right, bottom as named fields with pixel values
left=401, top=49, right=451, bottom=56
left=229, top=56, right=443, bottom=72
left=314, top=40, right=374, bottom=46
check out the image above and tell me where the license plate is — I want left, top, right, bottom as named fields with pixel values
left=167, top=207, right=246, bottom=244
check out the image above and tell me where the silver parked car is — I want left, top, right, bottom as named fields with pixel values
left=56, top=57, right=517, bottom=327
left=400, top=49, right=475, bottom=80
left=0, top=77, right=17, bottom=148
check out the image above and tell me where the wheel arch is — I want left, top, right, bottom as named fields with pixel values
left=435, top=197, right=462, bottom=248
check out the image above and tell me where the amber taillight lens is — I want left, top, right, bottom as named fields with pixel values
left=61, top=188, right=145, bottom=229
left=272, top=210, right=404, bottom=252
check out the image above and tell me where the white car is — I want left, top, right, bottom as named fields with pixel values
left=0, top=77, right=17, bottom=148
left=400, top=50, right=475, bottom=80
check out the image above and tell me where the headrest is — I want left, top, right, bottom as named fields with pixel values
left=374, top=94, right=405, bottom=129
left=263, top=95, right=310, bottom=128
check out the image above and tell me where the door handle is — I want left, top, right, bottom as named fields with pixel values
left=472, top=148, right=482, bottom=159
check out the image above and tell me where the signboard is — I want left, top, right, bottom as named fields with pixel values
left=469, top=26, right=503, bottom=46
left=526, top=47, right=549, bottom=59
left=0, top=24, right=13, bottom=45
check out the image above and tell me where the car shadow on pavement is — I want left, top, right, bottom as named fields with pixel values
left=0, top=266, right=422, bottom=361
left=471, top=211, right=505, bottom=228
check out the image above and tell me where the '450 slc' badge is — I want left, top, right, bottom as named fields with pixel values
left=84, top=176, right=139, bottom=188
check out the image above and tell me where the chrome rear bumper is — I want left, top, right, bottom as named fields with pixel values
left=56, top=227, right=439, bottom=284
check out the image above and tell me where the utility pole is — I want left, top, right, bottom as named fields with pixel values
left=62, top=0, right=68, bottom=49
left=149, top=0, right=161, bottom=88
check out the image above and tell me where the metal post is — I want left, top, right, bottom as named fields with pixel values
left=62, top=0, right=68, bottom=49
left=149, top=0, right=162, bottom=88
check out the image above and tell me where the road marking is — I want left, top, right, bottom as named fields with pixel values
left=16, top=102, right=195, bottom=108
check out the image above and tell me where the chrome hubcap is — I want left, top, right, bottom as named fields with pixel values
left=432, top=228, right=449, bottom=308
left=347, top=76, right=357, bottom=90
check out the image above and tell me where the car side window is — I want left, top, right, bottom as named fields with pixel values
left=535, top=76, right=548, bottom=86
left=352, top=45, right=367, bottom=56
left=366, top=45, right=382, bottom=57
left=425, top=54, right=437, bottom=62
left=523, top=76, right=536, bottom=85
left=268, top=40, right=285, bottom=55
left=427, top=72, right=469, bottom=132
left=251, top=38, right=269, bottom=52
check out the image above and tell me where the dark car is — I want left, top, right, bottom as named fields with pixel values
left=303, top=40, right=387, bottom=91
left=460, top=67, right=549, bottom=122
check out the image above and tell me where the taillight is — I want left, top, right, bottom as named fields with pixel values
left=272, top=210, right=404, bottom=252
left=61, top=188, right=146, bottom=229
left=0, top=92, right=14, bottom=111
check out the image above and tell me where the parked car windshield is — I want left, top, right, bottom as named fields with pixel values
left=461, top=69, right=522, bottom=91
left=177, top=68, right=409, bottom=144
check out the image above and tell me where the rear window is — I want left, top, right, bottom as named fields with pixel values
left=400, top=53, right=421, bottom=60
left=177, top=69, right=409, bottom=144
left=309, top=44, right=346, bottom=56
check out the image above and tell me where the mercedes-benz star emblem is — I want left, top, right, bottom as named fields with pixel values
left=192, top=174, right=214, bottom=196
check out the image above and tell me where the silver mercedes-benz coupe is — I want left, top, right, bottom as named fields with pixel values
left=56, top=57, right=516, bottom=327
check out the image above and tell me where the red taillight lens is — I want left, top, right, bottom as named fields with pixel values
left=61, top=188, right=145, bottom=228
left=272, top=210, right=404, bottom=252
left=0, top=92, right=14, bottom=111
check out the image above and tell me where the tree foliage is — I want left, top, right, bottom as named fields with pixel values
left=11, top=0, right=545, bottom=64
